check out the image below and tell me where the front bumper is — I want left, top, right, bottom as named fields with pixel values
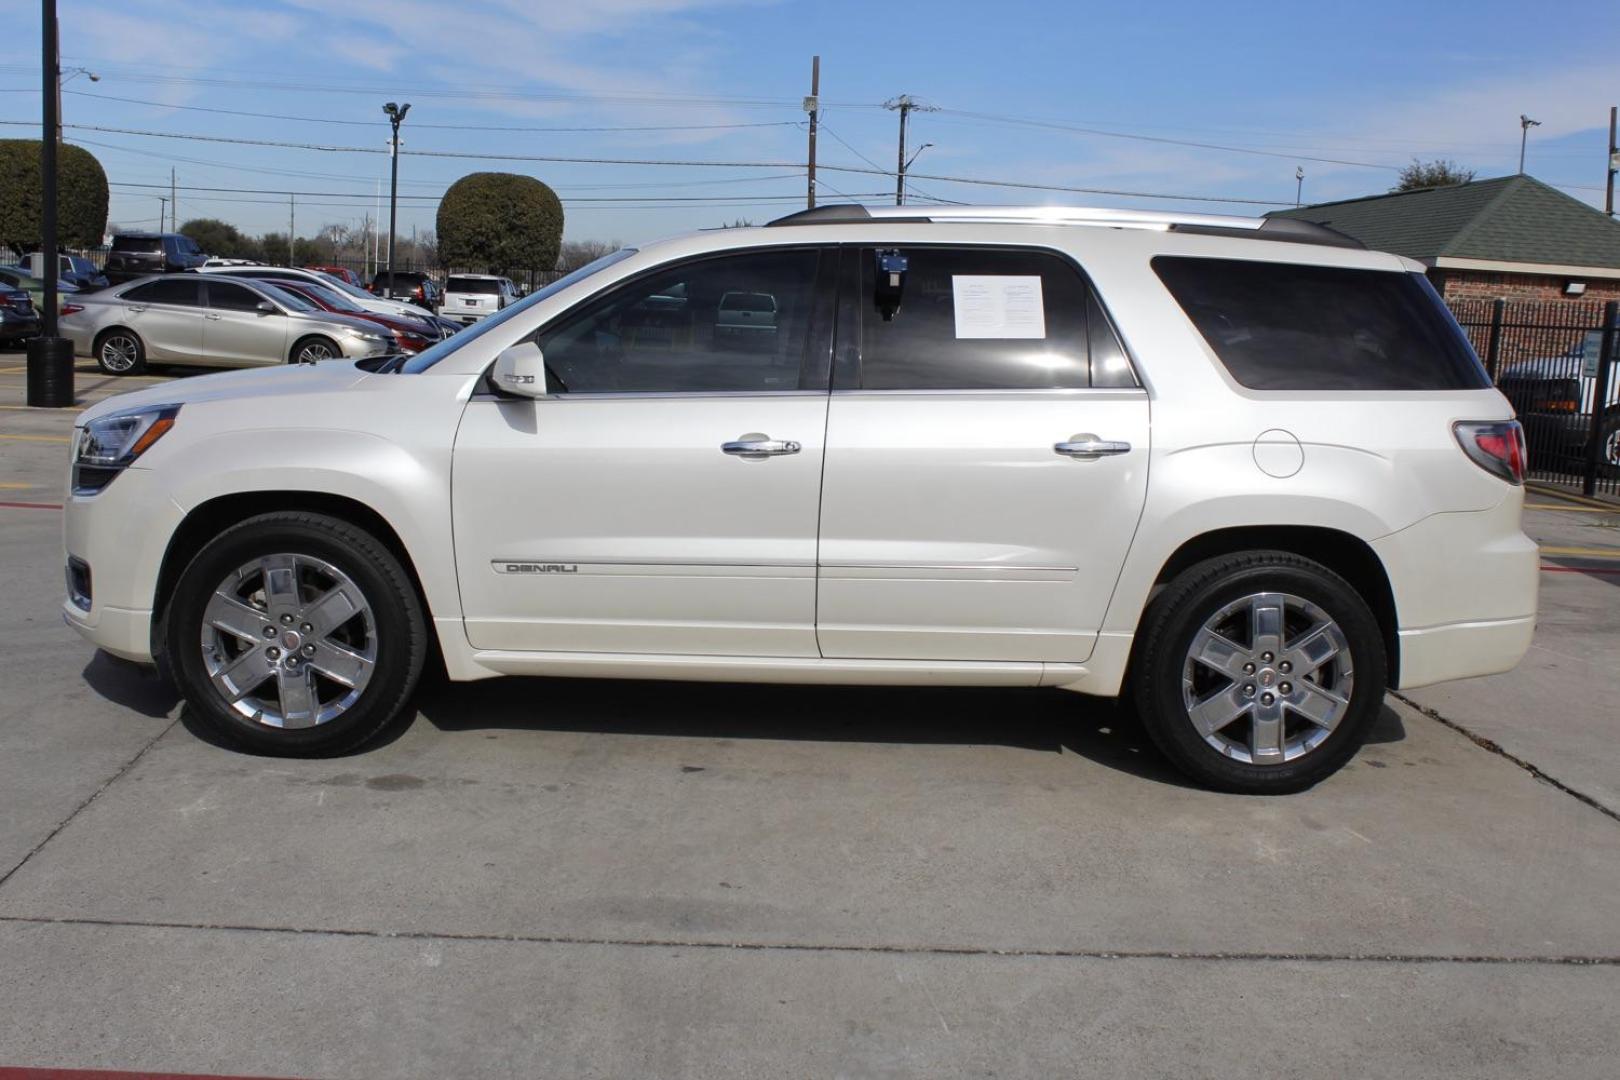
left=62, top=466, right=185, bottom=664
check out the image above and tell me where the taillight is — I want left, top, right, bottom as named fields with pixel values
left=60, top=303, right=84, bottom=316
left=1454, top=420, right=1526, bottom=485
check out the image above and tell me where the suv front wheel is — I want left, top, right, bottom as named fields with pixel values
left=165, top=511, right=427, bottom=755
left=1132, top=551, right=1387, bottom=794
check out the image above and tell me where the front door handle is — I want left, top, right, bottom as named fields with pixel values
left=722, top=433, right=801, bottom=458
left=204, top=313, right=222, bottom=320
left=1054, top=434, right=1131, bottom=459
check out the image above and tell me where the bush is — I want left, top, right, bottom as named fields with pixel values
left=0, top=140, right=109, bottom=252
left=436, top=172, right=562, bottom=275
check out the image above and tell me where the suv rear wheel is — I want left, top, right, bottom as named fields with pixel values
left=165, top=511, right=427, bottom=755
left=1132, top=551, right=1387, bottom=794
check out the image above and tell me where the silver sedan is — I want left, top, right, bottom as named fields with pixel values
left=61, top=274, right=397, bottom=375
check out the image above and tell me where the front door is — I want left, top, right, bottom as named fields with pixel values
left=202, top=280, right=291, bottom=366
left=452, top=246, right=835, bottom=656
left=816, top=245, right=1151, bottom=663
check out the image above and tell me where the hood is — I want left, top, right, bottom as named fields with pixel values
left=286, top=310, right=395, bottom=338
left=76, top=360, right=370, bottom=425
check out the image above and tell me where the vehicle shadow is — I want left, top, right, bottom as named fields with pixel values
left=412, top=677, right=1405, bottom=789
left=81, top=650, right=181, bottom=718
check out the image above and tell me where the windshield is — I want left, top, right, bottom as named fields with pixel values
left=281, top=280, right=363, bottom=313
left=401, top=249, right=637, bottom=373
left=317, top=271, right=385, bottom=302
left=257, top=282, right=318, bottom=313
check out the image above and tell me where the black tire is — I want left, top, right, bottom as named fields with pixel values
left=1595, top=412, right=1620, bottom=479
left=164, top=511, right=427, bottom=756
left=290, top=335, right=341, bottom=364
left=94, top=327, right=146, bottom=375
left=1131, top=551, right=1387, bottom=795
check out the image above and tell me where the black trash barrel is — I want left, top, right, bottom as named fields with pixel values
left=26, top=336, right=75, bottom=408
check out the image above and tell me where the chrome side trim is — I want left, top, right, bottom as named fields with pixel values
left=820, top=564, right=1077, bottom=582
left=492, top=559, right=815, bottom=579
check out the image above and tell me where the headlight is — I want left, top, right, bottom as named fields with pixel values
left=73, top=404, right=180, bottom=494
left=343, top=327, right=385, bottom=342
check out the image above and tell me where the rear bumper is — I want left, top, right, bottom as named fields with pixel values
left=1371, top=490, right=1539, bottom=689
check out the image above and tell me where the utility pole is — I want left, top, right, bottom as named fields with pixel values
left=383, top=102, right=411, bottom=280
left=1295, top=166, right=1305, bottom=207
left=1519, top=114, right=1541, bottom=174
left=885, top=94, right=937, bottom=205
left=288, top=194, right=295, bottom=265
left=170, top=167, right=177, bottom=231
left=28, top=0, right=72, bottom=408
left=1606, top=105, right=1617, bottom=217
left=157, top=195, right=167, bottom=233
left=804, top=56, right=819, bottom=209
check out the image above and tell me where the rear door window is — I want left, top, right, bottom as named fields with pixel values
left=845, top=247, right=1134, bottom=390
left=124, top=278, right=200, bottom=306
left=205, top=280, right=265, bottom=312
left=1152, top=256, right=1490, bottom=391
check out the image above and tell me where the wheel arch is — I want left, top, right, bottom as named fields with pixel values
left=152, top=491, right=438, bottom=664
left=1142, top=525, right=1400, bottom=687
left=289, top=333, right=341, bottom=363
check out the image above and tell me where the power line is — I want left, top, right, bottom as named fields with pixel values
left=61, top=89, right=805, bottom=134
left=107, top=180, right=870, bottom=204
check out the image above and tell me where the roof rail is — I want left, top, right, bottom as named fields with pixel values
left=764, top=203, right=1364, bottom=248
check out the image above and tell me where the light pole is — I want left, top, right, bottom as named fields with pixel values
left=28, top=0, right=73, bottom=408
left=1519, top=114, right=1541, bottom=174
left=1295, top=166, right=1305, bottom=207
left=901, top=142, right=934, bottom=205
left=885, top=95, right=937, bottom=205
left=382, top=101, right=411, bottom=280
left=56, top=64, right=97, bottom=143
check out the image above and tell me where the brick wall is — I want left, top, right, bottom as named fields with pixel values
left=1432, top=268, right=1620, bottom=303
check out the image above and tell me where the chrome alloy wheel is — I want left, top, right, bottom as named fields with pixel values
left=1181, top=591, right=1354, bottom=765
left=100, top=333, right=139, bottom=372
left=200, top=553, right=377, bottom=728
left=295, top=339, right=336, bottom=363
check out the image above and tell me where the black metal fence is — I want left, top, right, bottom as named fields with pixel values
left=1448, top=297, right=1620, bottom=498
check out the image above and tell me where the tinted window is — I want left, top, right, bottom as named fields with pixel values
left=112, top=236, right=162, bottom=254
left=537, top=249, right=821, bottom=394
left=448, top=276, right=502, bottom=294
left=123, top=278, right=199, bottom=306
left=205, top=280, right=265, bottom=312
left=1153, top=257, right=1491, bottom=391
left=852, top=247, right=1131, bottom=390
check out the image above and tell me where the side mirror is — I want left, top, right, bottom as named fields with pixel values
left=491, top=341, right=547, bottom=398
left=255, top=300, right=275, bottom=316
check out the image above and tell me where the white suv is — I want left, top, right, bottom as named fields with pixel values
left=60, top=205, right=1538, bottom=793
left=440, top=274, right=519, bottom=325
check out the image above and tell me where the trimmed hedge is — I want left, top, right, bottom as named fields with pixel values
left=0, top=139, right=109, bottom=252
left=436, top=172, right=562, bottom=274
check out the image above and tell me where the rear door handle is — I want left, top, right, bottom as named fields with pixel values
left=1054, top=435, right=1131, bottom=459
left=722, top=434, right=801, bottom=458
left=204, top=313, right=221, bottom=320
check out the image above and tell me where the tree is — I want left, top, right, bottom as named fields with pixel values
left=0, top=139, right=109, bottom=252
left=437, top=172, right=562, bottom=274
left=556, top=238, right=621, bottom=273
left=1391, top=159, right=1476, bottom=192
left=180, top=218, right=259, bottom=260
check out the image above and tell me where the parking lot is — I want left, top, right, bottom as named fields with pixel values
left=1, top=360, right=1618, bottom=1078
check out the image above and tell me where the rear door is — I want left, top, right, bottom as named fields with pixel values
left=119, top=277, right=204, bottom=360
left=203, top=280, right=290, bottom=365
left=816, top=245, right=1150, bottom=663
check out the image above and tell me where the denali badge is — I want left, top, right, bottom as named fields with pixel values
left=494, top=561, right=578, bottom=574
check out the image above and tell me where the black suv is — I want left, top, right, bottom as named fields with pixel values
left=369, top=270, right=442, bottom=312
left=104, top=232, right=207, bottom=283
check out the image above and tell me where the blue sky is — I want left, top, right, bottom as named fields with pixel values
left=3, top=0, right=1618, bottom=245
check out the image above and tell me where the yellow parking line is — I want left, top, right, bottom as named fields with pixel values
left=1539, top=545, right=1620, bottom=559
left=0, top=433, right=70, bottom=443
left=0, top=481, right=36, bottom=489
left=0, top=365, right=26, bottom=374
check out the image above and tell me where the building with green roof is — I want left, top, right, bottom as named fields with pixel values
left=1267, top=175, right=1620, bottom=303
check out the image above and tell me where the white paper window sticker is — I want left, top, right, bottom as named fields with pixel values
left=951, top=275, right=1046, bottom=339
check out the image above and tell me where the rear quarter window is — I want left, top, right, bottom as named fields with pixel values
left=1152, top=256, right=1490, bottom=391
